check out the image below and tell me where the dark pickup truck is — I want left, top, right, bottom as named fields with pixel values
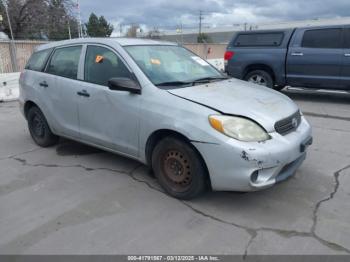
left=224, top=25, right=350, bottom=91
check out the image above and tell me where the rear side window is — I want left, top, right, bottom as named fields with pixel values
left=234, top=33, right=284, bottom=47
left=301, top=29, right=342, bottom=49
left=46, top=46, right=82, bottom=79
left=25, top=49, right=52, bottom=71
left=84, top=45, right=131, bottom=86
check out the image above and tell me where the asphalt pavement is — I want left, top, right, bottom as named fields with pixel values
left=0, top=90, right=349, bottom=255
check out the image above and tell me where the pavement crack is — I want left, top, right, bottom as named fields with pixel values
left=11, top=156, right=137, bottom=174
left=243, top=231, right=257, bottom=260
left=8, top=155, right=350, bottom=254
left=310, top=164, right=350, bottom=253
left=0, top=147, right=42, bottom=161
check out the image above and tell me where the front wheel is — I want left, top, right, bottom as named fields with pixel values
left=244, top=70, right=274, bottom=89
left=152, top=137, right=207, bottom=200
left=27, top=107, right=59, bottom=147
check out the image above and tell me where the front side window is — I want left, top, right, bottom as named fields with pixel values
left=25, top=48, right=52, bottom=72
left=301, top=29, right=342, bottom=49
left=124, top=45, right=223, bottom=88
left=84, top=45, right=131, bottom=86
left=46, top=46, right=82, bottom=79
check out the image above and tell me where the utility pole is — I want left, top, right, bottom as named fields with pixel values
left=75, top=0, right=83, bottom=38
left=199, top=10, right=203, bottom=36
left=1, top=0, right=18, bottom=71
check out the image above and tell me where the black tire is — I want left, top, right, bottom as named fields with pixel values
left=27, top=106, right=59, bottom=147
left=152, top=137, right=207, bottom=200
left=244, top=70, right=274, bottom=89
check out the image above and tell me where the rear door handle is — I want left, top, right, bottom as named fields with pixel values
left=344, top=53, right=350, bottom=57
left=77, top=90, right=90, bottom=97
left=291, top=52, right=304, bottom=56
left=39, top=81, right=48, bottom=88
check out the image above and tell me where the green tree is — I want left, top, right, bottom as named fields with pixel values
left=98, top=16, right=113, bottom=37
left=85, top=13, right=113, bottom=37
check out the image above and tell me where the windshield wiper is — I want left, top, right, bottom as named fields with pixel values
left=155, top=81, right=191, bottom=87
left=155, top=76, right=229, bottom=88
left=191, top=76, right=229, bottom=83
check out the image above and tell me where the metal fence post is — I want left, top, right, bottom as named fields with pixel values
left=9, top=41, right=18, bottom=72
left=2, top=0, right=19, bottom=72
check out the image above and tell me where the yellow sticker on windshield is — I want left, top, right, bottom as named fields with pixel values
left=95, top=55, right=104, bottom=63
left=150, top=58, right=161, bottom=65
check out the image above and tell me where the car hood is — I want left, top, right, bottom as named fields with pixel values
left=167, top=78, right=299, bottom=132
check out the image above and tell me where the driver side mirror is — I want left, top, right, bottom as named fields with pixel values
left=108, top=77, right=141, bottom=94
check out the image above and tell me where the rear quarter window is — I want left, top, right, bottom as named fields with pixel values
left=25, top=48, right=52, bottom=71
left=234, top=33, right=284, bottom=47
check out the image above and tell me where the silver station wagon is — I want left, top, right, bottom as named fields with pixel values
left=19, top=38, right=313, bottom=199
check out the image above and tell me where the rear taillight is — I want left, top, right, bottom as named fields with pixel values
left=224, top=51, right=235, bottom=61
left=224, top=51, right=234, bottom=67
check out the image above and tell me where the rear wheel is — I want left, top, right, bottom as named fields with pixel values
left=152, top=137, right=207, bottom=199
left=244, top=70, right=274, bottom=89
left=27, top=107, right=59, bottom=147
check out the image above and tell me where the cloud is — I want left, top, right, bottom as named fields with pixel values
left=79, top=0, right=350, bottom=31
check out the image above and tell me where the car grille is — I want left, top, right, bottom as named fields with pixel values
left=274, top=111, right=301, bottom=135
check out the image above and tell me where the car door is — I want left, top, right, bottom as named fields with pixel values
left=340, top=27, right=350, bottom=90
left=45, top=45, right=83, bottom=139
left=287, top=27, right=343, bottom=89
left=78, top=44, right=140, bottom=157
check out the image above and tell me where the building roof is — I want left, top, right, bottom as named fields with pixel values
left=157, top=16, right=350, bottom=43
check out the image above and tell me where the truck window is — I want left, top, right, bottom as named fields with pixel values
left=25, top=49, right=52, bottom=72
left=344, top=29, right=350, bottom=48
left=234, top=33, right=284, bottom=47
left=301, top=29, right=342, bottom=49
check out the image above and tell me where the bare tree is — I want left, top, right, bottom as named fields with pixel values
left=0, top=0, right=78, bottom=40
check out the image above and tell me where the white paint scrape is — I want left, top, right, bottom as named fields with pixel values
left=0, top=73, right=20, bottom=102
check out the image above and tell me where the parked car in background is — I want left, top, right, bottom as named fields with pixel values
left=224, top=25, right=350, bottom=91
left=19, top=38, right=312, bottom=199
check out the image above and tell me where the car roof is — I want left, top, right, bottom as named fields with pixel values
left=35, top=37, right=177, bottom=52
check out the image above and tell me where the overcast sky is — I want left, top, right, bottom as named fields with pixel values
left=79, top=0, right=350, bottom=35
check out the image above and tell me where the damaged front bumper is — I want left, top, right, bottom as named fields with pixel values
left=193, top=116, right=312, bottom=192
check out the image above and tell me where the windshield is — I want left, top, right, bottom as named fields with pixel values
left=124, top=45, right=224, bottom=88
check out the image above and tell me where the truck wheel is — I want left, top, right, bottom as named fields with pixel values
left=152, top=137, right=207, bottom=200
left=27, top=107, right=59, bottom=147
left=244, top=70, right=274, bottom=89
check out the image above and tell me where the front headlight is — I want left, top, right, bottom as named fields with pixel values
left=209, top=115, right=270, bottom=142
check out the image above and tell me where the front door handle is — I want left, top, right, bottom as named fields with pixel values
left=77, top=90, right=90, bottom=97
left=39, top=81, right=48, bottom=88
left=291, top=52, right=304, bottom=56
left=344, top=53, right=350, bottom=57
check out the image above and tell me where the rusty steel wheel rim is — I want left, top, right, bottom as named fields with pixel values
left=162, top=150, right=192, bottom=191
